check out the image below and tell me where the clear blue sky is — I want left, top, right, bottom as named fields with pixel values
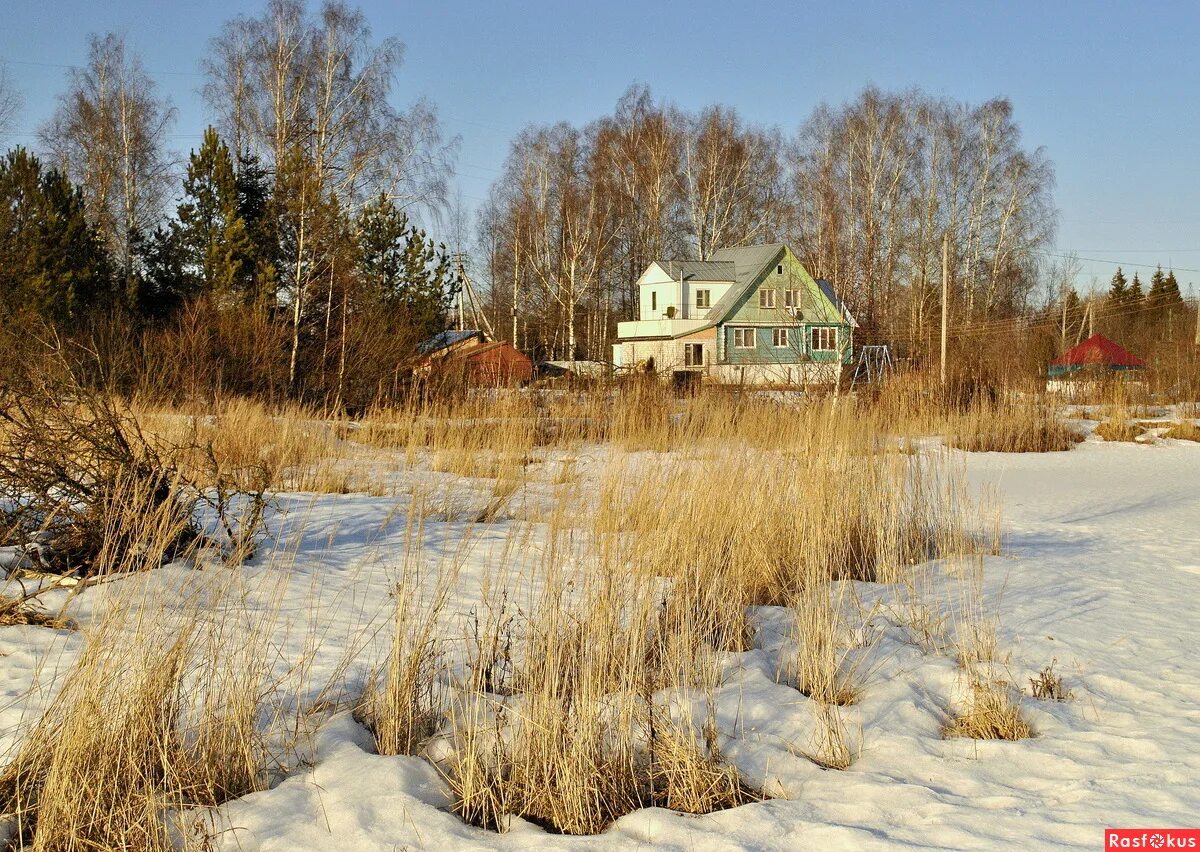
left=3, top=0, right=1199, bottom=293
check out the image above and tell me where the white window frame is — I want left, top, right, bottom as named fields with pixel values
left=811, top=326, right=838, bottom=352
left=784, top=289, right=801, bottom=308
left=733, top=328, right=756, bottom=349
left=759, top=289, right=777, bottom=309
left=773, top=328, right=789, bottom=348
left=696, top=289, right=711, bottom=309
left=684, top=342, right=704, bottom=366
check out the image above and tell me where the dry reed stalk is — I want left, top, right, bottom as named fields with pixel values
left=0, top=576, right=304, bottom=850
left=1095, top=418, right=1145, bottom=443
left=948, top=393, right=1082, bottom=453
left=1163, top=420, right=1200, bottom=441
left=356, top=516, right=455, bottom=756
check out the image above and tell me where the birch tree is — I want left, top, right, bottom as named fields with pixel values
left=40, top=33, right=176, bottom=283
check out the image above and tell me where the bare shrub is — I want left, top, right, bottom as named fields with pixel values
left=1029, top=661, right=1073, bottom=701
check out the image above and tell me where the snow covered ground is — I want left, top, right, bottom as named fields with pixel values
left=2, top=429, right=1199, bottom=850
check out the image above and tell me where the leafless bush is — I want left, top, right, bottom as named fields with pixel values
left=1029, top=661, right=1072, bottom=701
left=0, top=334, right=270, bottom=582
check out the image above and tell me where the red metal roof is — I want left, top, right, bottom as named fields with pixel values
left=1050, top=334, right=1146, bottom=368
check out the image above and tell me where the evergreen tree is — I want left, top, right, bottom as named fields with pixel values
left=1129, top=271, right=1144, bottom=301
left=176, top=127, right=255, bottom=297
left=1162, top=270, right=1184, bottom=307
left=1146, top=267, right=1165, bottom=303
left=356, top=194, right=459, bottom=344
left=235, top=149, right=279, bottom=306
left=1108, top=267, right=1129, bottom=305
left=0, top=147, right=112, bottom=326
left=129, top=223, right=191, bottom=321
left=1148, top=266, right=1184, bottom=311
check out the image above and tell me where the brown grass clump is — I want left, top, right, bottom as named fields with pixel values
left=0, top=585, right=294, bottom=850
left=1163, top=420, right=1200, bottom=442
left=948, top=394, right=1082, bottom=453
left=356, top=540, right=453, bottom=756
left=943, top=679, right=1033, bottom=741
left=424, top=539, right=761, bottom=836
left=0, top=594, right=74, bottom=629
left=1095, top=418, right=1145, bottom=443
left=785, top=583, right=861, bottom=707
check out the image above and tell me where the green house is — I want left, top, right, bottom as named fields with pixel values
left=612, top=243, right=856, bottom=385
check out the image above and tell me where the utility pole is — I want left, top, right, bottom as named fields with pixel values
left=940, top=233, right=949, bottom=386
left=1194, top=291, right=1200, bottom=347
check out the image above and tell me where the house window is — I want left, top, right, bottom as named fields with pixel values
left=651, top=291, right=657, bottom=312
left=684, top=343, right=704, bottom=366
left=777, top=264, right=783, bottom=275
left=773, top=328, right=789, bottom=348
left=733, top=328, right=756, bottom=349
left=696, top=289, right=711, bottom=309
left=784, top=289, right=801, bottom=309
left=759, top=289, right=776, bottom=309
left=811, top=327, right=838, bottom=352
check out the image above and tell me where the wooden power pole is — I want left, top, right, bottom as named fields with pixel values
left=940, top=233, right=950, bottom=386
left=1194, top=293, right=1200, bottom=347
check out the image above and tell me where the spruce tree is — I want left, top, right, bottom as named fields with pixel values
left=1129, top=271, right=1144, bottom=301
left=1162, top=270, right=1184, bottom=308
left=1108, top=267, right=1129, bottom=305
left=1147, top=267, right=1166, bottom=306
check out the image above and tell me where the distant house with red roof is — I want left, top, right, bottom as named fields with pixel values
left=1048, top=334, right=1146, bottom=379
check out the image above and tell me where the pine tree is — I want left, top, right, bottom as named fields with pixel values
left=356, top=194, right=459, bottom=345
left=130, top=224, right=191, bottom=321
left=0, top=147, right=112, bottom=327
left=176, top=127, right=255, bottom=297
left=235, top=150, right=279, bottom=306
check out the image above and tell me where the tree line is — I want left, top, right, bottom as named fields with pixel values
left=2, top=2, right=1101, bottom=399
left=0, top=1, right=458, bottom=408
left=476, top=85, right=1057, bottom=362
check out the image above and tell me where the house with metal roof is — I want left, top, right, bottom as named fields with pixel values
left=612, top=243, right=856, bottom=386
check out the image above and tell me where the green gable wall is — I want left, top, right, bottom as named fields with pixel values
left=718, top=247, right=852, bottom=365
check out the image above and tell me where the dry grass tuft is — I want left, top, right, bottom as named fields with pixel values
left=1163, top=420, right=1200, bottom=442
left=0, top=594, right=74, bottom=629
left=0, top=584, right=296, bottom=850
left=948, top=394, right=1082, bottom=453
left=802, top=703, right=855, bottom=770
left=356, top=538, right=453, bottom=756
left=943, top=679, right=1033, bottom=740
left=1095, top=418, right=1145, bottom=443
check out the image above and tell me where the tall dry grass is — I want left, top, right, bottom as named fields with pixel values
left=0, top=578, right=304, bottom=850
